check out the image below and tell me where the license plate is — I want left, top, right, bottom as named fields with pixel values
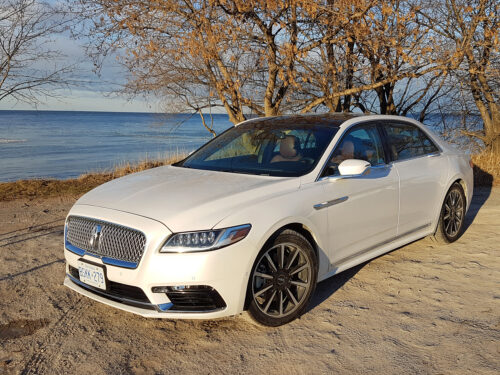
left=77, top=260, right=106, bottom=290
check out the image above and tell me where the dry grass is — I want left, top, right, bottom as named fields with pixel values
left=0, top=154, right=186, bottom=202
left=471, top=149, right=500, bottom=187
left=1, top=149, right=497, bottom=202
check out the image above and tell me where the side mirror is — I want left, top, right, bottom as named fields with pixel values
left=338, top=159, right=370, bottom=177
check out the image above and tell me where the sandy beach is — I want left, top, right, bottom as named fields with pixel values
left=0, top=187, right=498, bottom=374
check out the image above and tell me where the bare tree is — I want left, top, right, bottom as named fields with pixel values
left=0, top=0, right=72, bottom=104
left=290, top=0, right=452, bottom=116
left=77, top=0, right=310, bottom=124
left=418, top=0, right=499, bottom=152
left=75, top=0, right=497, bottom=153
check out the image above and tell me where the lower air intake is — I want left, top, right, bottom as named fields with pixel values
left=153, top=285, right=226, bottom=312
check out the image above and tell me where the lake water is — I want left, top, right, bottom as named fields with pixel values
left=0, top=110, right=473, bottom=182
left=0, top=111, right=233, bottom=181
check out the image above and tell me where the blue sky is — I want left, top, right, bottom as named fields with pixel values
left=0, top=88, right=158, bottom=112
left=0, top=24, right=158, bottom=113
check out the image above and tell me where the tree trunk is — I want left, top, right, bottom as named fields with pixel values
left=463, top=46, right=499, bottom=153
left=376, top=86, right=387, bottom=114
left=491, top=136, right=500, bottom=154
left=342, top=40, right=355, bottom=112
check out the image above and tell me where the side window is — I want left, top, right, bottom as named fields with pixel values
left=384, top=123, right=438, bottom=161
left=324, top=125, right=386, bottom=176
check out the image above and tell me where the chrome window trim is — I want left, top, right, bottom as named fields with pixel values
left=389, top=151, right=442, bottom=165
left=316, top=118, right=443, bottom=181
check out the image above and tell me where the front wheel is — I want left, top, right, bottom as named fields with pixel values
left=248, top=230, right=317, bottom=326
left=432, top=182, right=466, bottom=244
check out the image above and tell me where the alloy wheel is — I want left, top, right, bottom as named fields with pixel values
left=443, top=189, right=464, bottom=238
left=251, top=242, right=312, bottom=318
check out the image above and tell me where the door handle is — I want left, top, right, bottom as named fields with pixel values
left=313, top=196, right=349, bottom=210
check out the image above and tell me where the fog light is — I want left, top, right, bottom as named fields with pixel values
left=171, top=285, right=187, bottom=291
left=152, top=286, right=170, bottom=293
left=152, top=285, right=209, bottom=293
left=154, top=285, right=226, bottom=311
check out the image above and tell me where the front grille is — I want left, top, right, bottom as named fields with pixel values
left=66, top=216, right=146, bottom=265
left=68, top=265, right=153, bottom=308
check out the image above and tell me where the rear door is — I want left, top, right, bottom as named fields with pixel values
left=382, top=121, right=448, bottom=235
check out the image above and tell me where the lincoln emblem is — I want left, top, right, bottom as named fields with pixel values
left=89, top=225, right=102, bottom=251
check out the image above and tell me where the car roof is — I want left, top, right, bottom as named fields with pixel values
left=238, top=113, right=364, bottom=128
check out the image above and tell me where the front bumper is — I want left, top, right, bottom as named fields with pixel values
left=64, top=275, right=232, bottom=319
left=63, top=204, right=257, bottom=319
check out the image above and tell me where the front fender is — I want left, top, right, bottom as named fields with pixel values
left=215, top=188, right=329, bottom=313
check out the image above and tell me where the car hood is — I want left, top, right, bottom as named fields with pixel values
left=75, top=165, right=299, bottom=232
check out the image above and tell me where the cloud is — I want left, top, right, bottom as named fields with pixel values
left=0, top=23, right=160, bottom=112
left=0, top=89, right=159, bottom=112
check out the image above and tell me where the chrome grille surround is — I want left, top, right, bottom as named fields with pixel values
left=65, top=215, right=147, bottom=266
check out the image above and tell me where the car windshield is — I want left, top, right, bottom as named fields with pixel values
left=175, top=121, right=339, bottom=177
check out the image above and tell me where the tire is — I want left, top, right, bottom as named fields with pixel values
left=247, top=229, right=317, bottom=327
left=432, top=182, right=466, bottom=244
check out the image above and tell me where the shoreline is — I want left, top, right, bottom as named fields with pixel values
left=0, top=156, right=184, bottom=202
left=0, top=150, right=498, bottom=202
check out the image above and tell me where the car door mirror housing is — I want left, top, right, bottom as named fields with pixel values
left=338, top=159, right=371, bottom=177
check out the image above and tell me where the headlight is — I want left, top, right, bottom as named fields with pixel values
left=160, top=224, right=251, bottom=253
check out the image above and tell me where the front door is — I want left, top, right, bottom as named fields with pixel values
left=318, top=123, right=399, bottom=267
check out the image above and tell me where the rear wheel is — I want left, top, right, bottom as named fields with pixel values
left=432, top=183, right=466, bottom=244
left=248, top=230, right=317, bottom=327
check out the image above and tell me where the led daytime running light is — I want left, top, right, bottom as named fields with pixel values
left=161, top=224, right=251, bottom=253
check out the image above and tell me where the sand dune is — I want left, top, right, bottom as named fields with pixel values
left=0, top=188, right=498, bottom=374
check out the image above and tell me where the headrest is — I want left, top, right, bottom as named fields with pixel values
left=280, top=135, right=300, bottom=158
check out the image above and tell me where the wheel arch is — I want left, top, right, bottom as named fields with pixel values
left=261, top=223, right=320, bottom=262
left=432, top=176, right=468, bottom=234
left=455, top=178, right=468, bottom=205
left=445, top=176, right=469, bottom=208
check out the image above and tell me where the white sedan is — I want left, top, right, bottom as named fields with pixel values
left=63, top=114, right=473, bottom=326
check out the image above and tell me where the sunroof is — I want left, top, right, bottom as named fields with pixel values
left=241, top=113, right=362, bottom=128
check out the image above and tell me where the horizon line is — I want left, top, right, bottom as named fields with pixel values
left=0, top=108, right=232, bottom=115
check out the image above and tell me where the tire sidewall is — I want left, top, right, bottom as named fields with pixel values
left=439, top=183, right=466, bottom=243
left=247, top=230, right=318, bottom=327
